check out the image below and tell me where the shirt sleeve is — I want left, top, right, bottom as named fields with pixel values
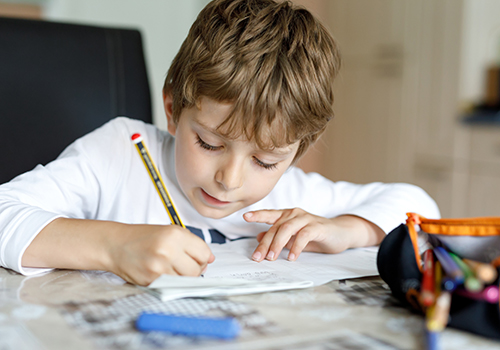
left=0, top=118, right=128, bottom=275
left=269, top=167, right=441, bottom=234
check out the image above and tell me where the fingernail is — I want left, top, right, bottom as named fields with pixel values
left=288, top=253, right=296, bottom=261
left=244, top=212, right=253, bottom=219
left=266, top=251, right=275, bottom=260
left=252, top=251, right=262, bottom=261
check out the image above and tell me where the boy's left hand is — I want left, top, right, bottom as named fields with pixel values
left=243, top=208, right=385, bottom=262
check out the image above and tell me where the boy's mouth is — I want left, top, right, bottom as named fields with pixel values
left=200, top=189, right=231, bottom=206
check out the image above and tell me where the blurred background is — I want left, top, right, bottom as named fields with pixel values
left=1, top=0, right=500, bottom=218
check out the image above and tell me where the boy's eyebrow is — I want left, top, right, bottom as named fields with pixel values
left=193, top=117, right=295, bottom=156
left=193, top=117, right=221, bottom=136
left=193, top=117, right=232, bottom=143
left=262, top=146, right=295, bottom=156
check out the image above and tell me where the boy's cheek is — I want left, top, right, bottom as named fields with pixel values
left=247, top=178, right=279, bottom=200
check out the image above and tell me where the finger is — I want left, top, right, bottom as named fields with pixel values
left=184, top=233, right=214, bottom=267
left=141, top=256, right=179, bottom=281
left=118, top=271, right=137, bottom=285
left=267, top=216, right=310, bottom=261
left=284, top=235, right=296, bottom=250
left=243, top=210, right=285, bottom=225
left=251, top=227, right=279, bottom=262
left=253, top=214, right=307, bottom=262
left=200, top=253, right=216, bottom=275
left=126, top=262, right=177, bottom=286
left=208, top=253, right=216, bottom=264
left=288, top=228, right=317, bottom=261
left=256, top=231, right=266, bottom=242
left=198, top=252, right=216, bottom=273
left=172, top=253, right=207, bottom=276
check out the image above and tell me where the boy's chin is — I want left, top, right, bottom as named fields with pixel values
left=194, top=205, right=239, bottom=220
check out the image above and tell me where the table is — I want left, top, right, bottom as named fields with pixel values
left=1, top=267, right=499, bottom=349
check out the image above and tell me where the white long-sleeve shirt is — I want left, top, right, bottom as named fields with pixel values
left=0, top=117, right=440, bottom=275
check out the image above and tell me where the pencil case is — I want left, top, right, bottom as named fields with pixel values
left=377, top=213, right=500, bottom=339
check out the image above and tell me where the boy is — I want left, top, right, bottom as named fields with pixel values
left=0, top=0, right=439, bottom=286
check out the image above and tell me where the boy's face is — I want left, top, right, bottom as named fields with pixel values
left=164, top=95, right=299, bottom=219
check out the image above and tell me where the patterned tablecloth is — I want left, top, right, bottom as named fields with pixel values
left=1, top=268, right=499, bottom=350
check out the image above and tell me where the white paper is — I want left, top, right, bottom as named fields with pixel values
left=146, top=238, right=379, bottom=301
left=0, top=324, right=43, bottom=350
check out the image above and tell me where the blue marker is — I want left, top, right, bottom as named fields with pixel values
left=135, top=312, right=241, bottom=339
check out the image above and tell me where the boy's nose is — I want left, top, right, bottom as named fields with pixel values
left=215, top=157, right=244, bottom=191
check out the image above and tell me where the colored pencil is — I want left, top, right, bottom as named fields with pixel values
left=441, top=276, right=459, bottom=292
left=433, top=247, right=464, bottom=284
left=425, top=260, right=443, bottom=350
left=435, top=261, right=442, bottom=295
left=426, top=329, right=439, bottom=350
left=420, top=249, right=435, bottom=307
left=448, top=252, right=483, bottom=292
left=463, top=258, right=498, bottom=284
left=454, top=285, right=499, bottom=304
left=426, top=291, right=451, bottom=332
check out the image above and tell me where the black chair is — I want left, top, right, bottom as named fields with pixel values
left=0, top=16, right=152, bottom=184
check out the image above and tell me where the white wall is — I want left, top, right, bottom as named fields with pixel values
left=43, top=0, right=209, bottom=129
left=37, top=0, right=500, bottom=124
left=459, top=0, right=500, bottom=103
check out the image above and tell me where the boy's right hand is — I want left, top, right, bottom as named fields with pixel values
left=107, top=224, right=215, bottom=286
left=22, top=218, right=214, bottom=287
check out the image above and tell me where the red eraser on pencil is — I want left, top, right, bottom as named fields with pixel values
left=131, top=133, right=143, bottom=144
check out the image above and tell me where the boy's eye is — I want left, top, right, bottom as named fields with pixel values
left=196, top=135, right=222, bottom=151
left=253, top=156, right=278, bottom=170
left=196, top=134, right=277, bottom=170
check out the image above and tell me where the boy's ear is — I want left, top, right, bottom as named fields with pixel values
left=163, top=91, right=177, bottom=136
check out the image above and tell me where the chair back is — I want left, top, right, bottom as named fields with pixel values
left=0, top=17, right=152, bottom=183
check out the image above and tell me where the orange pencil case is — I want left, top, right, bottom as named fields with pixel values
left=377, top=213, right=500, bottom=339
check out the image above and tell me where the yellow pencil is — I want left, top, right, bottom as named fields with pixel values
left=425, top=261, right=441, bottom=330
left=131, top=133, right=185, bottom=228
left=426, top=260, right=452, bottom=333
left=426, top=291, right=451, bottom=332
left=425, top=260, right=442, bottom=350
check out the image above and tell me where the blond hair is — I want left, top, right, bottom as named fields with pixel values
left=164, top=0, right=341, bottom=162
